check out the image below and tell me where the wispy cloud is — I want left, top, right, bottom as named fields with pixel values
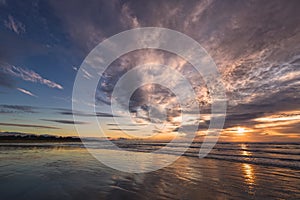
left=108, top=128, right=139, bottom=132
left=41, top=119, right=88, bottom=125
left=17, top=88, right=37, bottom=97
left=56, top=108, right=117, bottom=117
left=0, top=104, right=37, bottom=113
left=0, top=122, right=59, bottom=129
left=4, top=15, right=25, bottom=34
left=0, top=62, right=63, bottom=89
left=81, top=68, right=93, bottom=79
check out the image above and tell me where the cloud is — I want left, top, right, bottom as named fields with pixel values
left=0, top=104, right=37, bottom=113
left=41, top=119, right=88, bottom=125
left=107, top=123, right=148, bottom=126
left=49, top=0, right=142, bottom=52
left=56, top=108, right=117, bottom=117
left=0, top=61, right=63, bottom=89
left=4, top=15, right=25, bottom=34
left=81, top=68, right=93, bottom=79
left=0, top=122, right=59, bottom=129
left=1, top=0, right=298, bottom=139
left=17, top=88, right=37, bottom=97
left=87, top=0, right=300, bottom=138
left=252, top=111, right=300, bottom=130
left=108, top=128, right=139, bottom=131
left=120, top=3, right=140, bottom=28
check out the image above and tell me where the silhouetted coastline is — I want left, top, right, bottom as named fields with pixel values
left=0, top=132, right=81, bottom=143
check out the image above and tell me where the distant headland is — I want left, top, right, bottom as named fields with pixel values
left=0, top=132, right=81, bottom=143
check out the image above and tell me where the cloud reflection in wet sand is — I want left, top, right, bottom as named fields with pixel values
left=0, top=144, right=299, bottom=199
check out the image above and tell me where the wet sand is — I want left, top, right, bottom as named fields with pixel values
left=0, top=144, right=299, bottom=200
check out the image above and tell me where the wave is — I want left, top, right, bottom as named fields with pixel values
left=1, top=142, right=299, bottom=170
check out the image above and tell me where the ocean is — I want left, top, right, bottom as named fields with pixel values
left=0, top=142, right=299, bottom=199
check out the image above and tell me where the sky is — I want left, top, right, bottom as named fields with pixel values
left=0, top=0, right=299, bottom=142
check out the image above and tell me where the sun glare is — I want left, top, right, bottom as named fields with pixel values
left=237, top=127, right=246, bottom=136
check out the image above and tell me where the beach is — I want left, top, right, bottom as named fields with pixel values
left=0, top=142, right=299, bottom=200
left=1, top=0, right=300, bottom=199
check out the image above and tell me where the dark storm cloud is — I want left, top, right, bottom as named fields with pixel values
left=0, top=122, right=59, bottom=129
left=41, top=119, right=88, bottom=125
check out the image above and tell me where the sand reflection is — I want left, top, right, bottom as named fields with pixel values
left=240, top=144, right=256, bottom=194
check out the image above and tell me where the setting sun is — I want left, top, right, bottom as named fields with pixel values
left=0, top=1, right=299, bottom=199
left=237, top=127, right=246, bottom=136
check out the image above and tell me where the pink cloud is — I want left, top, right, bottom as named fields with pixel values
left=1, top=62, right=63, bottom=89
left=17, top=88, right=37, bottom=97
